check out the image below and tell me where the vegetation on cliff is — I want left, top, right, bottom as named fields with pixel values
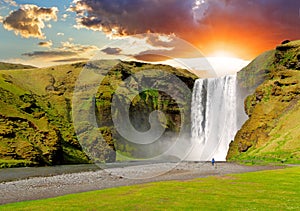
left=72, top=60, right=197, bottom=163
left=227, top=40, right=300, bottom=164
left=0, top=61, right=197, bottom=167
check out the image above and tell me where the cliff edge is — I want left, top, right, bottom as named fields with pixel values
left=227, top=40, right=300, bottom=164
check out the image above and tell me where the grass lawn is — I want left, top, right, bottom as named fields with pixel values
left=1, top=167, right=300, bottom=210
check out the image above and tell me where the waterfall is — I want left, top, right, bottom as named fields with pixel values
left=188, top=75, right=238, bottom=161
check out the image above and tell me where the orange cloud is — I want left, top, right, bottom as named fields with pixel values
left=191, top=0, right=300, bottom=59
left=69, top=0, right=300, bottom=60
left=133, top=54, right=171, bottom=62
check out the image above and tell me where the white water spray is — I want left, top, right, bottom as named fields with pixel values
left=188, top=75, right=238, bottom=161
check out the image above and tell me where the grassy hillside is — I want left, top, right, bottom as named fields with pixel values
left=0, top=62, right=36, bottom=70
left=0, top=60, right=197, bottom=167
left=0, top=63, right=90, bottom=167
left=227, top=40, right=300, bottom=164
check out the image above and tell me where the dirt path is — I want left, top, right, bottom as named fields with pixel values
left=0, top=162, right=283, bottom=205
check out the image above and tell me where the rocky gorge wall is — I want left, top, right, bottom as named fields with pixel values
left=227, top=40, right=300, bottom=164
left=0, top=61, right=198, bottom=167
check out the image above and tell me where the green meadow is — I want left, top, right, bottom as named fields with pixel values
left=1, top=166, right=299, bottom=210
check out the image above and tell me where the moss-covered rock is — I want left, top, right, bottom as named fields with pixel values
left=0, top=115, right=63, bottom=166
left=0, top=60, right=197, bottom=167
left=77, top=60, right=198, bottom=161
left=227, top=40, right=300, bottom=164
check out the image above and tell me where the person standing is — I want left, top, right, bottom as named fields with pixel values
left=211, top=158, right=215, bottom=166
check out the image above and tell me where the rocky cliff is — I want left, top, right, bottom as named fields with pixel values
left=0, top=60, right=197, bottom=167
left=227, top=40, right=300, bottom=164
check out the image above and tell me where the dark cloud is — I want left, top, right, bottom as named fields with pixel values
left=22, top=41, right=99, bottom=64
left=22, top=51, right=76, bottom=58
left=69, top=0, right=300, bottom=58
left=198, top=0, right=300, bottom=38
left=69, top=0, right=196, bottom=35
left=101, top=47, right=122, bottom=55
left=69, top=0, right=300, bottom=37
left=2, top=4, right=58, bottom=39
left=38, top=40, right=53, bottom=48
left=23, top=41, right=98, bottom=58
left=133, top=54, right=172, bottom=62
left=195, top=0, right=300, bottom=57
left=52, top=58, right=88, bottom=63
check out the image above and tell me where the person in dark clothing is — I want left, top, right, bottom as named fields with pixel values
left=211, top=158, right=215, bottom=166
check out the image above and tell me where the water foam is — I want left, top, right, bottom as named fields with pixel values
left=188, top=75, right=238, bottom=161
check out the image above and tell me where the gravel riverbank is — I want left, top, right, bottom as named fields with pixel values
left=0, top=162, right=283, bottom=205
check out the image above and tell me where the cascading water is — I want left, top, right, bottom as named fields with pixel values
left=188, top=74, right=238, bottom=161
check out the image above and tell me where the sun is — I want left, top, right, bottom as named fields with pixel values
left=210, top=50, right=236, bottom=58
left=150, top=49, right=250, bottom=78
left=206, top=51, right=250, bottom=76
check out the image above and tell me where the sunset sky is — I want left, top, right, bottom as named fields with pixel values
left=0, top=0, right=300, bottom=74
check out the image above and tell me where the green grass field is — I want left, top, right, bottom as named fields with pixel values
left=1, top=166, right=299, bottom=210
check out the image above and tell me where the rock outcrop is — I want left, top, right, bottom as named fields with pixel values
left=227, top=40, right=300, bottom=164
left=0, top=61, right=197, bottom=167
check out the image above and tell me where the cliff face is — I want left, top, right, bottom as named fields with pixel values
left=227, top=40, right=300, bottom=164
left=74, top=60, right=197, bottom=162
left=0, top=61, right=197, bottom=167
left=0, top=63, right=89, bottom=167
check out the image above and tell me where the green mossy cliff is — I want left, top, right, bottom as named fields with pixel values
left=72, top=60, right=197, bottom=162
left=0, top=60, right=197, bottom=167
left=227, top=40, right=300, bottom=164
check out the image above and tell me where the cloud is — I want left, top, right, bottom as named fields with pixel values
left=101, top=47, right=122, bottom=55
left=3, top=41, right=97, bottom=67
left=193, top=0, right=300, bottom=57
left=22, top=41, right=99, bottom=63
left=60, top=41, right=99, bottom=53
left=52, top=58, right=89, bottom=63
left=38, top=40, right=53, bottom=48
left=69, top=0, right=300, bottom=59
left=131, top=40, right=203, bottom=62
left=57, top=32, right=64, bottom=36
left=69, top=0, right=300, bottom=36
left=69, top=0, right=196, bottom=36
left=61, top=13, right=68, bottom=21
left=103, top=34, right=205, bottom=62
left=3, top=0, right=17, bottom=7
left=22, top=51, right=77, bottom=58
left=2, top=4, right=58, bottom=39
left=133, top=54, right=172, bottom=62
left=197, top=0, right=300, bottom=36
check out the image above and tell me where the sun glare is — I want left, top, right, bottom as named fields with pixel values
left=210, top=50, right=236, bottom=58
left=196, top=50, right=249, bottom=76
